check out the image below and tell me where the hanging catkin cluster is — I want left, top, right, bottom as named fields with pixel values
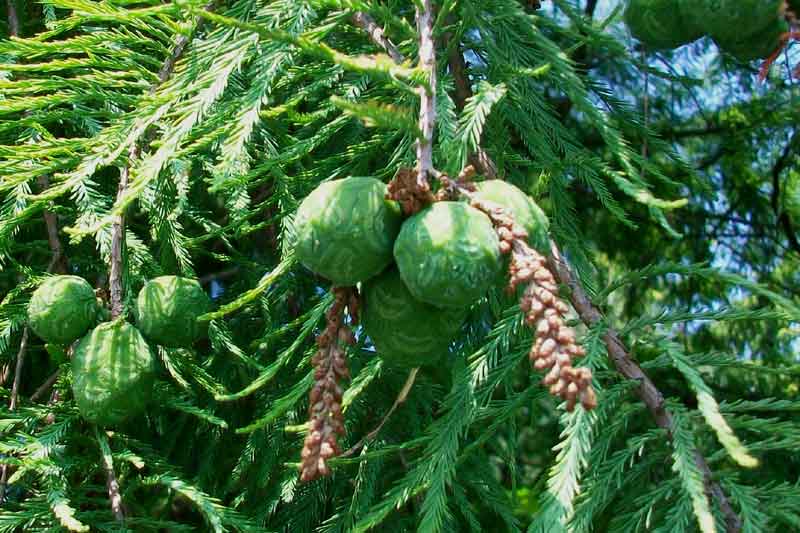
left=300, top=287, right=358, bottom=482
left=469, top=195, right=597, bottom=412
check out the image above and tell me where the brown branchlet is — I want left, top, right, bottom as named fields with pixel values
left=386, top=167, right=434, bottom=215
left=469, top=195, right=597, bottom=412
left=300, top=287, right=358, bottom=482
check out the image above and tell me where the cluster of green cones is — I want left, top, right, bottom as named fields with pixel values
left=625, top=0, right=792, bottom=61
left=27, top=275, right=211, bottom=426
left=292, top=176, right=550, bottom=368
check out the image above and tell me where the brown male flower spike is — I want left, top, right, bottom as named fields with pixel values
left=386, top=167, right=435, bottom=215
left=466, top=181, right=597, bottom=412
left=512, top=249, right=596, bottom=411
left=300, top=287, right=358, bottom=482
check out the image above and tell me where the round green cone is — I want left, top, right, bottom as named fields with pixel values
left=28, top=275, right=97, bottom=345
left=72, top=321, right=156, bottom=426
left=394, top=202, right=502, bottom=308
left=624, top=0, right=704, bottom=50
left=362, top=268, right=467, bottom=368
left=293, top=177, right=402, bottom=286
left=472, top=180, right=550, bottom=253
left=136, top=276, right=212, bottom=348
left=694, top=0, right=783, bottom=44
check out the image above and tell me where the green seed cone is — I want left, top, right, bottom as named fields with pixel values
left=694, top=0, right=783, bottom=45
left=72, top=321, right=156, bottom=426
left=472, top=180, right=550, bottom=253
left=624, top=0, right=704, bottom=50
left=293, top=177, right=402, bottom=286
left=714, top=17, right=788, bottom=61
left=28, top=275, right=97, bottom=345
left=362, top=268, right=467, bottom=368
left=394, top=202, right=502, bottom=308
left=136, top=276, right=212, bottom=348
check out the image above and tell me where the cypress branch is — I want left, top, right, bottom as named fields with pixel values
left=351, top=11, right=404, bottom=64
left=548, top=244, right=743, bottom=532
left=414, top=0, right=436, bottom=189
left=0, top=2, right=796, bottom=531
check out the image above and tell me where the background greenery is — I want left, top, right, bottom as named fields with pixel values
left=0, top=1, right=798, bottom=532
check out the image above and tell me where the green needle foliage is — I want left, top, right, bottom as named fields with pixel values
left=0, top=1, right=799, bottom=532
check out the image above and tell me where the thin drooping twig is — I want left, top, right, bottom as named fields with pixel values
left=351, top=11, right=404, bottom=64
left=95, top=429, right=125, bottom=521
left=341, top=367, right=419, bottom=457
left=548, top=244, right=742, bottom=533
left=300, top=288, right=358, bottom=482
left=31, top=368, right=61, bottom=402
left=8, top=328, right=29, bottom=412
left=39, top=176, right=68, bottom=274
left=109, top=145, right=138, bottom=320
left=444, top=34, right=499, bottom=179
left=415, top=0, right=436, bottom=189
left=5, top=0, right=18, bottom=37
left=102, top=8, right=211, bottom=514
left=108, top=1, right=213, bottom=317
left=0, top=328, right=27, bottom=503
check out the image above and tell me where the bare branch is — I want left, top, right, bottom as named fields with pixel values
left=369, top=3, right=741, bottom=525
left=443, top=23, right=741, bottom=528
left=155, top=1, right=215, bottom=86
left=104, top=461, right=125, bottom=521
left=8, top=328, right=29, bottom=412
left=0, top=327, right=29, bottom=502
left=444, top=31, right=499, bottom=179
left=108, top=3, right=211, bottom=318
left=102, top=9, right=212, bottom=514
left=31, top=368, right=61, bottom=402
left=109, top=146, right=137, bottom=320
left=415, top=0, right=437, bottom=187
left=38, top=176, right=68, bottom=274
left=351, top=12, right=404, bottom=64
left=447, top=38, right=472, bottom=110
left=6, top=0, right=18, bottom=37
left=0, top=172, right=68, bottom=500
left=95, top=429, right=125, bottom=521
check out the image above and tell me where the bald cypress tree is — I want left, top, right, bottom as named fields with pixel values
left=0, top=1, right=798, bottom=532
